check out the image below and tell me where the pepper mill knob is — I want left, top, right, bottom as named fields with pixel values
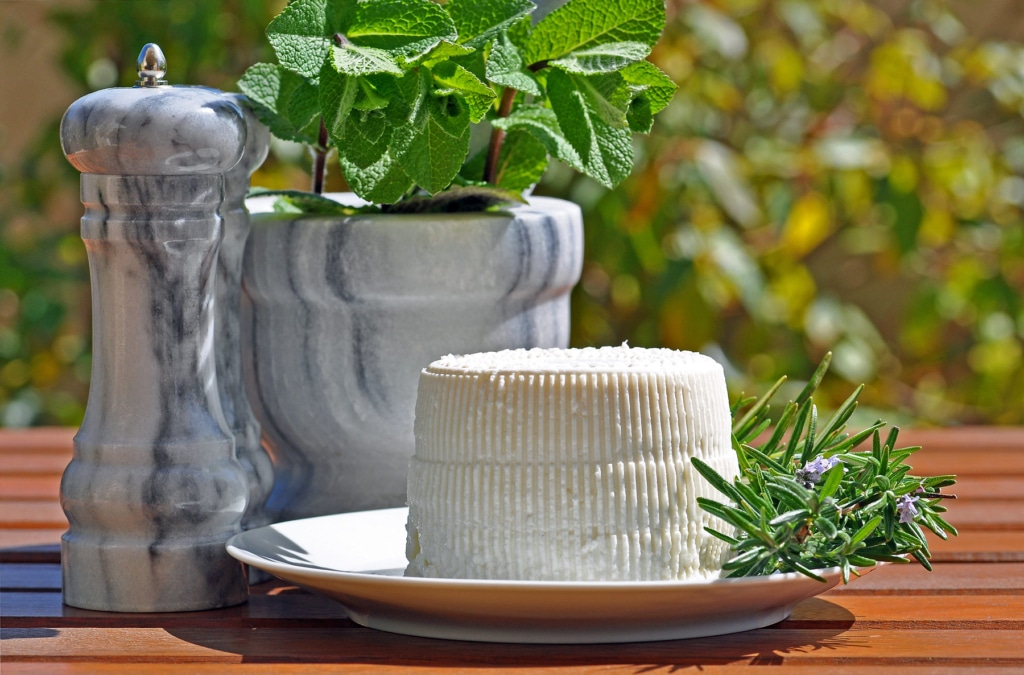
left=61, top=49, right=244, bottom=176
left=136, top=43, right=167, bottom=87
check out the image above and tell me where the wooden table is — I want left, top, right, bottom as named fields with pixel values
left=2, top=426, right=1022, bottom=673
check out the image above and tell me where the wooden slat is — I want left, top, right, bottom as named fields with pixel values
left=0, top=531, right=64, bottom=554
left=0, top=427, right=1022, bottom=673
left=827, top=562, right=1024, bottom=594
left=899, top=427, right=1024, bottom=452
left=3, top=626, right=1024, bottom=666
left=0, top=428, right=75, bottom=453
left=928, top=531, right=1024, bottom=562
left=0, top=475, right=64, bottom=500
left=0, top=500, right=67, bottom=528
left=783, top=595, right=1024, bottom=629
left=1, top=564, right=1020, bottom=605
left=0, top=427, right=1014, bottom=453
left=1, top=591, right=352, bottom=626
left=0, top=565, right=289, bottom=595
left=1, top=563, right=62, bottom=590
left=29, top=532, right=1008, bottom=566
left=0, top=429, right=1017, bottom=475
left=0, top=539, right=1015, bottom=577
left=3, top=590, right=1021, bottom=631
left=938, top=500, right=1024, bottom=530
left=0, top=430, right=1000, bottom=475
left=5, top=665, right=1023, bottom=675
left=947, top=476, right=1024, bottom=501
left=907, top=450, right=1024, bottom=477
left=0, top=453, right=71, bottom=476
left=3, top=562, right=1020, bottom=601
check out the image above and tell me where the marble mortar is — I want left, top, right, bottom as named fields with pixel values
left=241, top=194, right=584, bottom=521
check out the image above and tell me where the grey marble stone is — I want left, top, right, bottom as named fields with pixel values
left=60, top=84, right=250, bottom=612
left=61, top=86, right=245, bottom=176
left=241, top=195, right=583, bottom=521
left=219, top=95, right=274, bottom=585
left=218, top=95, right=273, bottom=536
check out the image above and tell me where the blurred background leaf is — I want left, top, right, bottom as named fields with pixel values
left=1, top=0, right=1021, bottom=427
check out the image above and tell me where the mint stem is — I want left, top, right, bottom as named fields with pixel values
left=312, top=117, right=329, bottom=195
left=484, top=61, right=548, bottom=186
left=484, top=87, right=517, bottom=186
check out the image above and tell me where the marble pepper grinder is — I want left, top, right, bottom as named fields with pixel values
left=218, top=94, right=274, bottom=583
left=58, top=44, right=250, bottom=612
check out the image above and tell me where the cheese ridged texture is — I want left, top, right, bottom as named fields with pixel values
left=405, top=346, right=739, bottom=581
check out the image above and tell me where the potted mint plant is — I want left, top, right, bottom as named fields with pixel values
left=237, top=0, right=676, bottom=520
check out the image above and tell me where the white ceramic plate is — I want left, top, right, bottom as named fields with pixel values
left=226, top=507, right=873, bottom=644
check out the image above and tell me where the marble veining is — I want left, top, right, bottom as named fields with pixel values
left=60, top=83, right=250, bottom=612
left=241, top=195, right=583, bottom=521
left=61, top=87, right=245, bottom=176
left=217, top=94, right=273, bottom=537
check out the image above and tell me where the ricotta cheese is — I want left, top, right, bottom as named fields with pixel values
left=405, top=345, right=739, bottom=581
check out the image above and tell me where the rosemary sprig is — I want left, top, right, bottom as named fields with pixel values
left=693, top=353, right=958, bottom=583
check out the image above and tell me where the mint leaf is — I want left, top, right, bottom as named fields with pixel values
left=350, top=109, right=389, bottom=145
left=431, top=61, right=496, bottom=123
left=486, top=33, right=541, bottom=96
left=250, top=189, right=362, bottom=216
left=319, top=62, right=359, bottom=143
left=459, top=146, right=487, bottom=183
left=587, top=71, right=634, bottom=114
left=244, top=0, right=674, bottom=205
left=549, top=41, right=651, bottom=74
left=339, top=115, right=412, bottom=203
left=625, top=94, right=654, bottom=134
left=267, top=0, right=332, bottom=80
left=347, top=0, right=457, bottom=60
left=445, top=0, right=535, bottom=48
left=524, top=0, right=666, bottom=65
left=546, top=68, right=633, bottom=188
left=419, top=41, right=476, bottom=68
left=330, top=42, right=403, bottom=75
left=593, top=60, right=671, bottom=134
left=340, top=114, right=392, bottom=169
left=492, top=104, right=585, bottom=174
left=584, top=62, right=675, bottom=134
left=460, top=127, right=546, bottom=191
left=372, top=70, right=425, bottom=127
left=353, top=77, right=390, bottom=111
left=396, top=92, right=472, bottom=194
left=239, top=63, right=320, bottom=144
left=567, top=70, right=630, bottom=128
left=382, top=185, right=525, bottom=213
left=326, top=0, right=359, bottom=31
left=340, top=150, right=413, bottom=204
left=621, top=59, right=676, bottom=115
left=507, top=14, right=532, bottom=51
left=491, top=128, right=548, bottom=191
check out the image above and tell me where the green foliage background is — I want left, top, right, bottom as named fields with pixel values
left=1, top=0, right=1021, bottom=427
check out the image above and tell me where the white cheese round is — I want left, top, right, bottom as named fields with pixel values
left=405, top=345, right=739, bottom=581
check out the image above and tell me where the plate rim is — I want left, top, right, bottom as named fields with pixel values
left=226, top=507, right=869, bottom=590
left=226, top=507, right=880, bottom=643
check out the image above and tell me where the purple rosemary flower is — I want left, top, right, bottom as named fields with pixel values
left=897, top=495, right=920, bottom=524
left=795, top=455, right=841, bottom=488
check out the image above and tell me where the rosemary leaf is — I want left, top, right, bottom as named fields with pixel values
left=694, top=353, right=958, bottom=583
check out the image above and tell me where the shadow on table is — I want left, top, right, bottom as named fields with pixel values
left=232, top=525, right=328, bottom=571
left=0, top=543, right=61, bottom=564
left=0, top=628, right=60, bottom=640
left=165, top=598, right=858, bottom=669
